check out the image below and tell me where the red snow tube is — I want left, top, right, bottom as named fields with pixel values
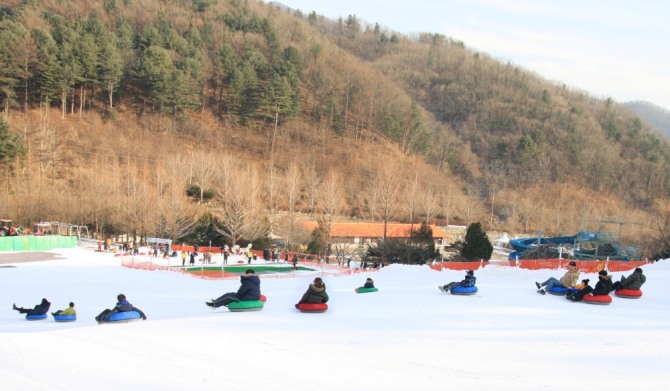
left=614, top=289, right=643, bottom=299
left=296, top=303, right=328, bottom=313
left=260, top=294, right=267, bottom=302
left=582, top=294, right=612, bottom=305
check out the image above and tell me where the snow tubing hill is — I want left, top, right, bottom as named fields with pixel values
left=105, top=310, right=142, bottom=323
left=296, top=303, right=328, bottom=313
left=451, top=285, right=478, bottom=295
left=25, top=314, right=47, bottom=320
left=582, top=294, right=612, bottom=305
left=615, top=289, right=643, bottom=299
left=548, top=286, right=568, bottom=295
left=355, top=287, right=379, bottom=293
left=53, top=314, right=77, bottom=322
left=227, top=300, right=264, bottom=312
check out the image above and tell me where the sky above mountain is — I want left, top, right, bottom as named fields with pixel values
left=277, top=0, right=670, bottom=111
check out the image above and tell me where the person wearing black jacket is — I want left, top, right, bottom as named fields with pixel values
left=95, top=294, right=147, bottom=322
left=569, top=270, right=613, bottom=302
left=207, top=269, right=261, bottom=308
left=13, top=298, right=51, bottom=315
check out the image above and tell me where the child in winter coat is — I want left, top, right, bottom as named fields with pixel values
left=569, top=270, right=613, bottom=302
left=439, top=270, right=476, bottom=292
left=362, top=278, right=375, bottom=289
left=52, top=302, right=76, bottom=316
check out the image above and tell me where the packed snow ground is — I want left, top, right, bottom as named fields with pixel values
left=1, top=248, right=669, bottom=391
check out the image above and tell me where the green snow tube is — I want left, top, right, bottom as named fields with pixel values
left=355, top=287, right=379, bottom=293
left=227, top=300, right=264, bottom=312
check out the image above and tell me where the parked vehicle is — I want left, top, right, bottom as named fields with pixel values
left=0, top=219, right=17, bottom=237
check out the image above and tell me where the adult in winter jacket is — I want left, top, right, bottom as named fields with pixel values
left=95, top=294, right=146, bottom=323
left=536, top=261, right=580, bottom=295
left=440, top=270, right=477, bottom=292
left=297, top=277, right=329, bottom=305
left=13, top=298, right=51, bottom=315
left=569, top=270, right=613, bottom=302
left=207, top=269, right=261, bottom=308
left=52, top=302, right=76, bottom=316
left=612, top=268, right=646, bottom=291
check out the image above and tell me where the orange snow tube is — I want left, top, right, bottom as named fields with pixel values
left=296, top=303, right=328, bottom=313
left=614, top=289, right=643, bottom=299
left=582, top=294, right=612, bottom=305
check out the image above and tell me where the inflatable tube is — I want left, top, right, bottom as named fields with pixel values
left=355, top=287, right=379, bottom=293
left=105, top=310, right=142, bottom=323
left=296, top=302, right=328, bottom=313
left=53, top=314, right=77, bottom=322
left=26, top=314, right=47, bottom=321
left=227, top=300, right=264, bottom=312
left=451, top=285, right=478, bottom=295
left=615, top=289, right=643, bottom=299
left=582, top=294, right=612, bottom=305
left=260, top=294, right=267, bottom=302
left=548, top=286, right=568, bottom=295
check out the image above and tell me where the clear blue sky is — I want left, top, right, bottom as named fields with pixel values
left=274, top=0, right=670, bottom=111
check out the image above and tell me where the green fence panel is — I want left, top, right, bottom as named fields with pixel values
left=0, top=235, right=78, bottom=251
left=0, top=237, right=11, bottom=251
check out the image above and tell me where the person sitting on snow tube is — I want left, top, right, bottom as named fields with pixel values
left=95, top=294, right=146, bottom=323
left=573, top=269, right=612, bottom=301
left=566, top=279, right=590, bottom=300
left=362, top=278, right=375, bottom=289
left=206, top=269, right=261, bottom=308
left=536, top=261, right=580, bottom=295
left=439, top=270, right=476, bottom=293
left=295, top=277, right=329, bottom=308
left=13, top=298, right=51, bottom=316
left=52, top=302, right=76, bottom=317
left=569, top=270, right=613, bottom=302
left=612, top=268, right=646, bottom=291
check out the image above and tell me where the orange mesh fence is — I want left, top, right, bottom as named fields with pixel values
left=122, top=254, right=652, bottom=280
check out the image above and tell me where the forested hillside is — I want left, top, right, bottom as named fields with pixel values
left=0, top=0, right=666, bottom=255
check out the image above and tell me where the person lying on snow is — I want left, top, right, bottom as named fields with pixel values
left=13, top=298, right=50, bottom=315
left=612, top=267, right=646, bottom=291
left=95, top=294, right=146, bottom=323
left=206, top=269, right=261, bottom=308
left=568, top=270, right=613, bottom=302
left=296, top=277, right=329, bottom=308
left=439, top=270, right=476, bottom=292
left=52, top=302, right=76, bottom=316
left=536, top=261, right=580, bottom=295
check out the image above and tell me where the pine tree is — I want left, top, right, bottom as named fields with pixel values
left=461, top=222, right=493, bottom=261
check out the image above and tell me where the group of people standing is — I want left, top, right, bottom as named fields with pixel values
left=536, top=261, right=647, bottom=301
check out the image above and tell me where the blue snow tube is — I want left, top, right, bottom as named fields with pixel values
left=53, top=314, right=77, bottom=322
left=451, top=285, right=478, bottom=295
left=26, top=314, right=48, bottom=320
left=106, top=310, right=142, bottom=323
left=548, top=286, right=568, bottom=295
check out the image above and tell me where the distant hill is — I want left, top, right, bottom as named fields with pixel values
left=625, top=101, right=670, bottom=139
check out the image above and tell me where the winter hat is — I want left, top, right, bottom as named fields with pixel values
left=467, top=270, right=474, bottom=276
left=569, top=261, right=577, bottom=267
left=581, top=279, right=590, bottom=284
left=313, top=277, right=324, bottom=286
left=245, top=269, right=255, bottom=274
left=635, top=268, right=643, bottom=273
left=598, top=270, right=608, bottom=276
left=69, top=302, right=75, bottom=307
left=117, top=294, right=126, bottom=301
